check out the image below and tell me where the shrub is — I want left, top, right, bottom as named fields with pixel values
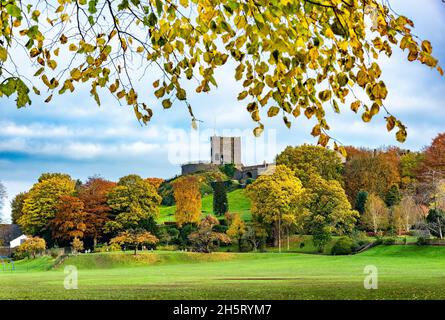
left=331, top=237, right=354, bottom=255
left=382, top=237, right=396, bottom=245
left=49, top=248, right=61, bottom=259
left=417, top=236, right=429, bottom=246
left=16, top=236, right=46, bottom=259
left=94, top=243, right=121, bottom=252
left=71, top=238, right=84, bottom=254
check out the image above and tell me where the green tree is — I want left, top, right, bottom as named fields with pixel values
left=400, top=151, right=424, bottom=187
left=0, top=1, right=440, bottom=144
left=11, top=192, right=28, bottom=224
left=276, top=145, right=343, bottom=186
left=354, top=191, right=368, bottom=216
left=426, top=209, right=445, bottom=239
left=385, top=185, right=402, bottom=208
left=106, top=175, right=161, bottom=233
left=213, top=181, right=228, bottom=216
left=18, top=176, right=75, bottom=237
left=303, top=174, right=359, bottom=251
left=246, top=165, right=307, bottom=251
left=188, top=216, right=231, bottom=253
left=220, top=164, right=236, bottom=178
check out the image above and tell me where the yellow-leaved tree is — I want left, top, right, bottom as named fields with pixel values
left=246, top=165, right=308, bottom=252
left=18, top=174, right=76, bottom=236
left=0, top=1, right=441, bottom=146
left=172, top=176, right=202, bottom=227
left=226, top=213, right=246, bottom=251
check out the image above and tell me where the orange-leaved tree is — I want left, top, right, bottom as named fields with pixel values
left=78, top=177, right=117, bottom=246
left=172, top=176, right=202, bottom=227
left=50, top=195, right=88, bottom=245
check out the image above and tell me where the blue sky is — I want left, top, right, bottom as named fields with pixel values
left=1, top=0, right=444, bottom=221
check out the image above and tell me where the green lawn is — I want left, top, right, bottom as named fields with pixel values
left=2, top=246, right=445, bottom=300
left=159, top=188, right=251, bottom=223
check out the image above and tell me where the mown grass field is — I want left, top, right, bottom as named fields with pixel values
left=158, top=188, right=251, bottom=223
left=1, top=246, right=445, bottom=300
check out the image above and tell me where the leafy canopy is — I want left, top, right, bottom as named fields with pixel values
left=106, top=174, right=161, bottom=232
left=18, top=175, right=76, bottom=235
left=0, top=0, right=441, bottom=146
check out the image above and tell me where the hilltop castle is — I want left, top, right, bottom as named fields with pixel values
left=181, top=136, right=274, bottom=180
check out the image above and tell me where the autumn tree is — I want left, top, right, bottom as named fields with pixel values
left=18, top=175, right=75, bottom=237
left=303, top=174, right=359, bottom=251
left=188, top=215, right=231, bottom=253
left=0, top=1, right=441, bottom=146
left=10, top=192, right=28, bottom=225
left=78, top=177, right=116, bottom=246
left=392, top=196, right=422, bottom=235
left=172, top=176, right=202, bottom=227
left=400, top=151, right=424, bottom=188
left=49, top=196, right=88, bottom=245
left=419, top=133, right=445, bottom=179
left=71, top=237, right=84, bottom=254
left=145, top=178, right=165, bottom=190
left=246, top=165, right=307, bottom=251
left=226, top=213, right=246, bottom=252
left=344, top=148, right=400, bottom=203
left=213, top=181, right=228, bottom=216
left=416, top=134, right=445, bottom=206
left=361, top=193, right=389, bottom=234
left=106, top=175, right=161, bottom=234
left=276, top=145, right=343, bottom=186
left=38, top=173, right=72, bottom=183
left=16, top=237, right=46, bottom=259
left=110, top=229, right=159, bottom=255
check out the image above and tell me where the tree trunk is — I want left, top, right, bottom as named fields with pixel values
left=238, top=238, right=242, bottom=252
left=287, top=228, right=290, bottom=251
left=278, top=216, right=282, bottom=253
left=438, top=217, right=443, bottom=239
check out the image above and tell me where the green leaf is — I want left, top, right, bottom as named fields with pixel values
left=0, top=78, right=17, bottom=97
left=6, top=4, right=21, bottom=18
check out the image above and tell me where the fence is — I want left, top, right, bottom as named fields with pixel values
left=0, top=247, right=12, bottom=257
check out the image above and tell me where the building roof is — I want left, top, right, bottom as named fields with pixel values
left=0, top=224, right=23, bottom=245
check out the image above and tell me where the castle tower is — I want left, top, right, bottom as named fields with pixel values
left=210, top=136, right=241, bottom=165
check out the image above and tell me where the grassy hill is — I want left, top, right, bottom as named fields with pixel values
left=3, top=245, right=445, bottom=299
left=158, top=188, right=251, bottom=223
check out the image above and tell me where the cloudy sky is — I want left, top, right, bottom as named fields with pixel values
left=1, top=0, right=444, bottom=221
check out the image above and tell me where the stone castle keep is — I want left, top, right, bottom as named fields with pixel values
left=181, top=136, right=274, bottom=180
